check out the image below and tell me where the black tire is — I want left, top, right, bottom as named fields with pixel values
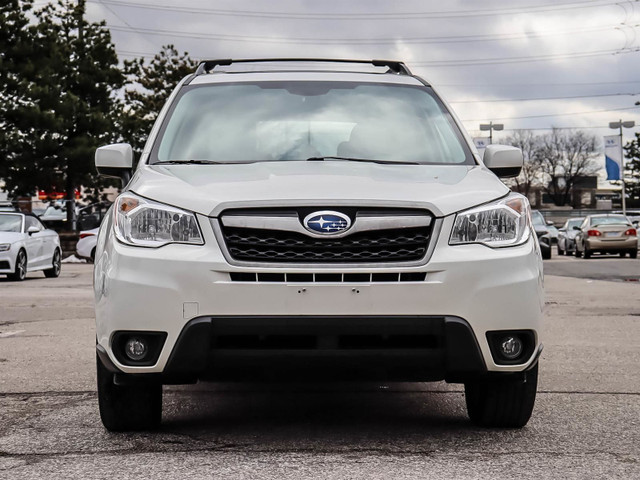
left=44, top=249, right=61, bottom=278
left=557, top=244, right=564, bottom=256
left=584, top=248, right=591, bottom=259
left=620, top=251, right=626, bottom=258
left=97, top=354, right=162, bottom=431
left=465, top=363, right=538, bottom=428
left=8, top=249, right=27, bottom=281
left=630, top=249, right=638, bottom=259
left=542, top=248, right=551, bottom=260
left=575, top=246, right=582, bottom=258
left=90, top=247, right=96, bottom=263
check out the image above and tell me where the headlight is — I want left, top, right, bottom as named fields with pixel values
left=114, top=192, right=204, bottom=247
left=449, top=193, right=531, bottom=248
left=0, top=243, right=11, bottom=252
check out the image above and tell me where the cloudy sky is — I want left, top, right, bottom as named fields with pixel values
left=77, top=0, right=640, bottom=152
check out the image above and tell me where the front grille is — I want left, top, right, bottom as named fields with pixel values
left=210, top=317, right=445, bottom=347
left=219, top=208, right=433, bottom=264
left=205, top=316, right=447, bottom=381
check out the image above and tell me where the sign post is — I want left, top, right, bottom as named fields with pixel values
left=607, top=120, right=636, bottom=216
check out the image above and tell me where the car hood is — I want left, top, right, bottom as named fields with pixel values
left=128, top=162, right=509, bottom=217
left=0, top=232, right=25, bottom=243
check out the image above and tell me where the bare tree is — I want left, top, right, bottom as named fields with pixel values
left=535, top=129, right=600, bottom=206
left=504, top=130, right=543, bottom=199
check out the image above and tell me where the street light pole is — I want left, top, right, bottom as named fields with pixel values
left=609, top=119, right=635, bottom=216
left=479, top=121, right=504, bottom=144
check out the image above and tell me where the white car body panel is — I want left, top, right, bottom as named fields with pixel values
left=129, top=163, right=509, bottom=218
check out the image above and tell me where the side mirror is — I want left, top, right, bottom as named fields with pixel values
left=483, top=145, right=523, bottom=178
left=572, top=226, right=581, bottom=231
left=546, top=220, right=554, bottom=226
left=27, top=226, right=40, bottom=235
left=95, top=143, right=133, bottom=185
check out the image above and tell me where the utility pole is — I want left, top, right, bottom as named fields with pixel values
left=609, top=119, right=635, bottom=216
left=479, top=121, right=504, bottom=144
left=66, top=0, right=86, bottom=231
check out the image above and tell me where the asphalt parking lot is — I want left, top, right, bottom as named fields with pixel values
left=0, top=262, right=639, bottom=479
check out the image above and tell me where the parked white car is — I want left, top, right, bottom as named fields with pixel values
left=93, top=59, right=543, bottom=432
left=0, top=212, right=62, bottom=281
left=76, top=228, right=99, bottom=262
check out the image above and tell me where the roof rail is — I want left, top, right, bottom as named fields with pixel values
left=194, top=58, right=412, bottom=76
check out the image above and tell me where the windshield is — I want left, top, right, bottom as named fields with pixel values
left=0, top=214, right=22, bottom=232
left=590, top=215, right=629, bottom=226
left=566, top=219, right=582, bottom=229
left=531, top=211, right=546, bottom=226
left=152, top=82, right=473, bottom=165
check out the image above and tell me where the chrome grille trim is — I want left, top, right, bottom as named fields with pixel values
left=211, top=209, right=443, bottom=269
left=221, top=214, right=432, bottom=239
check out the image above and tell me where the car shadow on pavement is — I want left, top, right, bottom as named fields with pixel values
left=156, top=383, right=489, bottom=446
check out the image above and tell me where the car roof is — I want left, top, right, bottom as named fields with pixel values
left=189, top=70, right=426, bottom=87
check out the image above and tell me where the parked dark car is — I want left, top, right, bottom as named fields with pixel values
left=546, top=224, right=559, bottom=244
left=557, top=217, right=584, bottom=256
left=531, top=210, right=552, bottom=259
left=77, top=202, right=112, bottom=231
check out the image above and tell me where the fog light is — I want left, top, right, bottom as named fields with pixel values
left=500, top=336, right=523, bottom=360
left=124, top=337, right=148, bottom=361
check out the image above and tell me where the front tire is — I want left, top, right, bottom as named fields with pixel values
left=8, top=249, right=27, bottom=281
left=44, top=249, right=61, bottom=278
left=465, top=363, right=538, bottom=428
left=557, top=243, right=564, bottom=256
left=97, top=354, right=162, bottom=431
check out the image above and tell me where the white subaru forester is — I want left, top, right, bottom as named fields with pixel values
left=94, top=59, right=543, bottom=431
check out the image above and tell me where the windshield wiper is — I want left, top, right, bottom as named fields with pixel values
left=153, top=160, right=226, bottom=165
left=305, top=156, right=420, bottom=165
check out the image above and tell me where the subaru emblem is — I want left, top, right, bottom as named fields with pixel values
left=303, top=211, right=351, bottom=235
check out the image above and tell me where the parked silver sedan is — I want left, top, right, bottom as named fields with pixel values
left=557, top=217, right=584, bottom=256
left=575, top=214, right=638, bottom=259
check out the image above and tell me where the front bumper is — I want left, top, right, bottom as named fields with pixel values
left=95, top=213, right=544, bottom=379
left=99, top=315, right=514, bottom=383
left=0, top=250, right=16, bottom=273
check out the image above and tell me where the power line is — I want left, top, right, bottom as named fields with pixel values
left=88, top=0, right=621, bottom=20
left=472, top=125, right=632, bottom=131
left=104, top=22, right=622, bottom=45
left=462, top=105, right=640, bottom=122
left=411, top=48, right=639, bottom=67
left=438, top=80, right=640, bottom=87
left=115, top=47, right=640, bottom=68
left=449, top=92, right=640, bottom=104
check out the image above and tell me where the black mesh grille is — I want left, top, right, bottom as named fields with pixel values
left=220, top=211, right=432, bottom=264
